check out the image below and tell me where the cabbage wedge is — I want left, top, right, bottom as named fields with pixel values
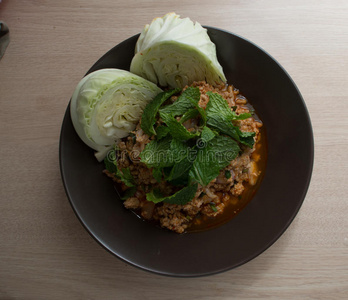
left=130, top=13, right=226, bottom=89
left=70, top=68, right=162, bottom=161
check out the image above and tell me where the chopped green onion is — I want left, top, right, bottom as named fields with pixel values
left=225, top=170, right=232, bottom=179
left=210, top=204, right=218, bottom=212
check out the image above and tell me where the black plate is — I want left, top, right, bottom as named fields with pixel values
left=59, top=27, right=314, bottom=277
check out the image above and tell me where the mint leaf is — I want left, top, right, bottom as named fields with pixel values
left=160, top=112, right=199, bottom=141
left=164, top=139, right=196, bottom=185
left=180, top=91, right=206, bottom=125
left=166, top=155, right=194, bottom=182
left=146, top=183, right=198, bottom=205
left=157, top=86, right=207, bottom=131
left=104, top=155, right=135, bottom=187
left=140, top=137, right=188, bottom=168
left=139, top=136, right=173, bottom=168
left=200, top=126, right=216, bottom=143
left=141, top=88, right=180, bottom=136
left=104, top=153, right=118, bottom=174
left=189, top=135, right=240, bottom=186
left=155, top=125, right=170, bottom=140
left=206, top=92, right=252, bottom=121
left=206, top=92, right=255, bottom=147
left=169, top=138, right=189, bottom=162
left=207, top=114, right=240, bottom=141
left=121, top=186, right=137, bottom=201
left=120, top=168, right=136, bottom=187
left=235, top=127, right=256, bottom=148
left=179, top=108, right=199, bottom=124
left=152, top=167, right=163, bottom=182
left=146, top=189, right=164, bottom=204
left=159, top=86, right=200, bottom=117
left=207, top=114, right=255, bottom=148
left=168, top=171, right=190, bottom=186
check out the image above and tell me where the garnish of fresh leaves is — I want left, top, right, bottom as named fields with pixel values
left=160, top=112, right=199, bottom=141
left=140, top=137, right=191, bottom=185
left=141, top=88, right=180, bottom=136
left=155, top=125, right=170, bottom=140
left=104, top=154, right=135, bottom=187
left=189, top=135, right=240, bottom=186
left=200, top=126, right=216, bottom=143
left=129, top=88, right=257, bottom=205
left=179, top=109, right=199, bottom=124
left=159, top=86, right=200, bottom=116
left=205, top=92, right=255, bottom=148
left=120, top=186, right=137, bottom=200
left=139, top=136, right=187, bottom=169
left=146, top=183, right=198, bottom=205
left=158, top=87, right=202, bottom=141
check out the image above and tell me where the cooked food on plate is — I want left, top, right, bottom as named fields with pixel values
left=70, top=13, right=266, bottom=233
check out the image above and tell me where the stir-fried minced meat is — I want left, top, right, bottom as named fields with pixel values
left=105, top=81, right=263, bottom=233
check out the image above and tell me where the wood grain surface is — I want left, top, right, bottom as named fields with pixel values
left=1, top=0, right=347, bottom=299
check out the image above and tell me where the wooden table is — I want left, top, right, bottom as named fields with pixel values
left=1, top=0, right=347, bottom=298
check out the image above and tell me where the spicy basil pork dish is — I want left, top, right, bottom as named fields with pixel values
left=70, top=13, right=265, bottom=233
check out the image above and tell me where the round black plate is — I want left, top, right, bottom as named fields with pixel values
left=59, top=27, right=314, bottom=277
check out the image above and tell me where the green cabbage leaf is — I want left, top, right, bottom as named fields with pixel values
left=130, top=13, right=226, bottom=88
left=70, top=68, right=162, bottom=161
